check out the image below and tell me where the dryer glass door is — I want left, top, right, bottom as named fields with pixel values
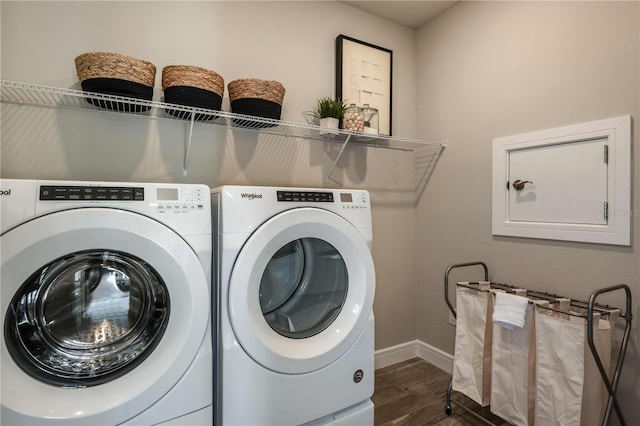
left=260, top=238, right=347, bottom=339
left=229, top=207, right=375, bottom=374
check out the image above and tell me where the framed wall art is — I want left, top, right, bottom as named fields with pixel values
left=335, top=34, right=393, bottom=135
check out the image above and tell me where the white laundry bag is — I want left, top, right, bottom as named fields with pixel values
left=534, top=307, right=587, bottom=426
left=573, top=308, right=619, bottom=425
left=451, top=282, right=493, bottom=406
left=535, top=305, right=618, bottom=426
left=490, top=294, right=545, bottom=426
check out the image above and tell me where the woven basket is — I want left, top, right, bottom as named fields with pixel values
left=228, top=79, right=285, bottom=122
left=75, top=52, right=156, bottom=112
left=161, top=65, right=224, bottom=120
left=228, top=79, right=285, bottom=105
left=75, top=52, right=156, bottom=87
left=162, top=65, right=224, bottom=97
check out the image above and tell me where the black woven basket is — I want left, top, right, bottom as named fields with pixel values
left=162, top=65, right=224, bottom=121
left=75, top=52, right=156, bottom=112
left=228, top=78, right=285, bottom=126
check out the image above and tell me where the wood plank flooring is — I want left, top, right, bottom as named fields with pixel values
left=373, top=358, right=509, bottom=426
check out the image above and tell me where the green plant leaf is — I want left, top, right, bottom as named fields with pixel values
left=313, top=97, right=346, bottom=119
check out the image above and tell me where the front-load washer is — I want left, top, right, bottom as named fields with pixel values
left=0, top=179, right=213, bottom=425
left=212, top=185, right=376, bottom=426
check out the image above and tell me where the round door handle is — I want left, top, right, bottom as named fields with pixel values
left=512, top=179, right=533, bottom=191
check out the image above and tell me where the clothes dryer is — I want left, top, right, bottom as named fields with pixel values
left=0, top=179, right=213, bottom=425
left=212, top=185, right=376, bottom=426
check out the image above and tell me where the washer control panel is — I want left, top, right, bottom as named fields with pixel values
left=38, top=184, right=206, bottom=211
left=40, top=185, right=144, bottom=201
left=337, top=191, right=369, bottom=209
left=154, top=187, right=206, bottom=211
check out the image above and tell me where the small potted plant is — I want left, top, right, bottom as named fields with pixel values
left=313, top=97, right=346, bottom=135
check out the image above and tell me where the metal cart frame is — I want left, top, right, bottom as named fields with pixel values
left=443, top=261, right=633, bottom=426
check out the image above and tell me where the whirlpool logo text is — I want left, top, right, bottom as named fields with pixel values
left=240, top=193, right=263, bottom=200
left=0, top=189, right=11, bottom=196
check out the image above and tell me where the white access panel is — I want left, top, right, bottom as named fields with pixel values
left=508, top=138, right=607, bottom=224
left=493, top=115, right=631, bottom=246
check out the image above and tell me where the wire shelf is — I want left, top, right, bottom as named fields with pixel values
left=0, top=80, right=447, bottom=149
left=1, top=80, right=447, bottom=191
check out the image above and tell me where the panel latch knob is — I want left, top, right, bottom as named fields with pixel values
left=512, top=179, right=533, bottom=191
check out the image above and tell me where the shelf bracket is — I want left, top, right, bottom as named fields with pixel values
left=326, top=133, right=352, bottom=181
left=182, top=114, right=196, bottom=176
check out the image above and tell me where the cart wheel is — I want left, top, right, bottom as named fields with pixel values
left=445, top=405, right=452, bottom=416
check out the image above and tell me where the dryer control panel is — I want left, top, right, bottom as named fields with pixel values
left=215, top=185, right=371, bottom=235
left=277, top=191, right=333, bottom=203
left=276, top=190, right=368, bottom=209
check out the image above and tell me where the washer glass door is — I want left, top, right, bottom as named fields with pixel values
left=1, top=208, right=209, bottom=425
left=5, top=249, right=169, bottom=388
left=228, top=207, right=375, bottom=374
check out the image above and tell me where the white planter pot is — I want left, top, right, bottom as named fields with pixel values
left=319, top=117, right=339, bottom=135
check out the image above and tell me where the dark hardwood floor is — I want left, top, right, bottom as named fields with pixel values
left=373, top=358, right=509, bottom=426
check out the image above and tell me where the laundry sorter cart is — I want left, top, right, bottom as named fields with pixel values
left=443, top=261, right=633, bottom=426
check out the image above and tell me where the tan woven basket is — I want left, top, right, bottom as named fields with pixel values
left=162, top=65, right=224, bottom=97
left=228, top=79, right=285, bottom=105
left=75, top=52, right=156, bottom=87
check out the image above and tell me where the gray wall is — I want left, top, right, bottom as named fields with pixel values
left=2, top=0, right=639, bottom=420
left=416, top=1, right=640, bottom=419
left=0, top=1, right=421, bottom=352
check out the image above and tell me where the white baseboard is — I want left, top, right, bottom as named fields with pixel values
left=416, top=340, right=453, bottom=373
left=375, top=340, right=453, bottom=373
left=374, top=340, right=418, bottom=369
